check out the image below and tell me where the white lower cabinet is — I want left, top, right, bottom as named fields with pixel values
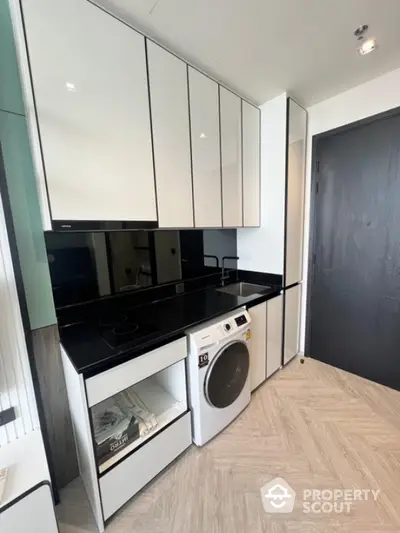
left=0, top=483, right=58, bottom=533
left=100, top=413, right=191, bottom=520
left=284, top=284, right=302, bottom=365
left=61, top=338, right=191, bottom=532
left=248, top=301, right=267, bottom=391
left=266, top=294, right=283, bottom=378
left=248, top=294, right=284, bottom=391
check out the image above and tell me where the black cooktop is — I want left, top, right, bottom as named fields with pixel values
left=98, top=313, right=159, bottom=349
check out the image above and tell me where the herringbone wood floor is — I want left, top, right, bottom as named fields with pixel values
left=57, top=358, right=400, bottom=532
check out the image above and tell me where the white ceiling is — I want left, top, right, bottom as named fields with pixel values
left=96, top=0, right=400, bottom=106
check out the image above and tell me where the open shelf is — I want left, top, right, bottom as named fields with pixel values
left=94, top=361, right=187, bottom=475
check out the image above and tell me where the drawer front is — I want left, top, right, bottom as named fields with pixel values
left=86, top=337, right=187, bottom=407
left=100, top=412, right=191, bottom=520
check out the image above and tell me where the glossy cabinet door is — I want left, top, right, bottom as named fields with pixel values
left=248, top=301, right=267, bottom=391
left=147, top=41, right=193, bottom=228
left=242, top=102, right=260, bottom=227
left=188, top=67, right=222, bottom=227
left=21, top=0, right=156, bottom=223
left=0, top=484, right=58, bottom=533
left=285, top=99, right=307, bottom=286
left=284, top=284, right=302, bottom=365
left=220, top=87, right=242, bottom=227
left=266, top=294, right=283, bottom=378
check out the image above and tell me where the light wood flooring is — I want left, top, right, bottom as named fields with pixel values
left=57, top=357, right=400, bottom=532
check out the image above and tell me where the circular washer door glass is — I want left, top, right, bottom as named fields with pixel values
left=205, top=341, right=250, bottom=408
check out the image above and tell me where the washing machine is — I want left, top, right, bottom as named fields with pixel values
left=186, top=308, right=252, bottom=446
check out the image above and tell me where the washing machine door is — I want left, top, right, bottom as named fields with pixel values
left=204, top=340, right=250, bottom=408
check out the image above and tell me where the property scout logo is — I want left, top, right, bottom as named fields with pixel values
left=261, top=477, right=380, bottom=514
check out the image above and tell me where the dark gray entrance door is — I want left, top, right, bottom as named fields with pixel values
left=309, top=111, right=400, bottom=390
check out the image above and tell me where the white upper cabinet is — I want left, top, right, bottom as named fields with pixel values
left=285, top=99, right=307, bottom=286
left=147, top=41, right=193, bottom=228
left=220, top=88, right=242, bottom=227
left=188, top=68, right=222, bottom=227
left=242, top=102, right=260, bottom=227
left=21, top=0, right=156, bottom=224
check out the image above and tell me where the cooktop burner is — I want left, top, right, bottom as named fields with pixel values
left=98, top=313, right=127, bottom=328
left=99, top=315, right=159, bottom=349
left=112, top=323, right=139, bottom=336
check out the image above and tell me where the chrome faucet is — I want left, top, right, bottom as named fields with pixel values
left=221, top=256, right=239, bottom=286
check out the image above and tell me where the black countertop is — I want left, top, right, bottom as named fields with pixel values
left=60, top=284, right=281, bottom=377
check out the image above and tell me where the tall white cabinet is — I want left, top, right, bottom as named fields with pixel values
left=242, top=102, right=260, bottom=227
left=248, top=302, right=267, bottom=391
left=147, top=41, right=193, bottom=228
left=188, top=68, right=222, bottom=227
left=284, top=284, right=302, bottom=365
left=266, top=295, right=283, bottom=378
left=285, top=99, right=307, bottom=286
left=19, top=0, right=157, bottom=225
left=220, top=87, right=242, bottom=227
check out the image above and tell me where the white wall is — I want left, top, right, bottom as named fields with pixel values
left=237, top=92, right=287, bottom=274
left=301, top=67, right=400, bottom=352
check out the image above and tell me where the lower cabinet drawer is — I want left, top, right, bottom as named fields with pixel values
left=100, top=412, right=192, bottom=520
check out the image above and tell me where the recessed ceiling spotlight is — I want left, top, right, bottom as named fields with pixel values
left=358, top=38, right=377, bottom=56
left=354, top=24, right=369, bottom=40
left=65, top=82, right=76, bottom=92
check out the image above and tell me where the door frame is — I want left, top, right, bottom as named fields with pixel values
left=304, top=104, right=400, bottom=358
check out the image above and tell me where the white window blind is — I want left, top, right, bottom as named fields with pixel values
left=0, top=191, right=39, bottom=446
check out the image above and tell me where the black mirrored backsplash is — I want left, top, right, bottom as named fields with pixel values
left=45, top=229, right=238, bottom=309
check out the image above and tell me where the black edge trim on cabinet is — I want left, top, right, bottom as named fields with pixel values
left=281, top=285, right=286, bottom=366
left=282, top=97, right=290, bottom=288
left=97, top=410, right=190, bottom=479
left=284, top=282, right=299, bottom=291
left=304, top=137, right=319, bottom=358
left=186, top=64, right=196, bottom=227
left=50, top=220, right=158, bottom=232
left=81, top=332, right=186, bottom=378
left=18, top=0, right=54, bottom=225
left=0, top=480, right=58, bottom=527
left=241, top=99, right=245, bottom=227
left=86, top=0, right=258, bottom=110
left=0, top=145, right=59, bottom=503
left=218, top=85, right=224, bottom=226
left=83, top=379, right=106, bottom=523
left=144, top=38, right=160, bottom=223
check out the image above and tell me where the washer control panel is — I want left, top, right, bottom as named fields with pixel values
left=235, top=314, right=248, bottom=327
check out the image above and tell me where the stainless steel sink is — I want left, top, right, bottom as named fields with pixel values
left=216, top=282, right=271, bottom=297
